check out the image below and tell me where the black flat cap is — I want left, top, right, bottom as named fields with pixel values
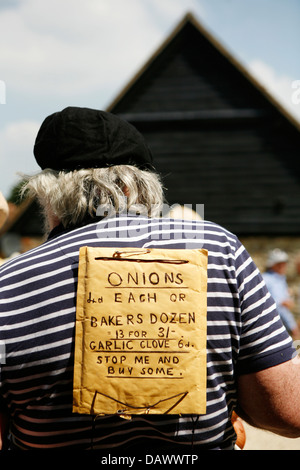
left=34, top=106, right=153, bottom=171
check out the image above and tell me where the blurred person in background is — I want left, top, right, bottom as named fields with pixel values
left=263, top=249, right=299, bottom=338
left=0, top=192, right=9, bottom=265
left=0, top=192, right=8, bottom=230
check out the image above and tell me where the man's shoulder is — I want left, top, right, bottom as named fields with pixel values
left=0, top=217, right=239, bottom=276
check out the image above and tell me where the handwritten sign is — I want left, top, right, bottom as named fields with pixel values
left=73, top=246, right=208, bottom=416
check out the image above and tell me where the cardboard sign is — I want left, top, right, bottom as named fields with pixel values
left=73, top=246, right=208, bottom=416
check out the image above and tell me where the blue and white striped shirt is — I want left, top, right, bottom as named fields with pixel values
left=0, top=215, right=293, bottom=450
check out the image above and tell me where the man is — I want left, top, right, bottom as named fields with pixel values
left=263, top=249, right=299, bottom=338
left=0, top=192, right=8, bottom=230
left=0, top=192, right=9, bottom=266
left=0, top=106, right=300, bottom=451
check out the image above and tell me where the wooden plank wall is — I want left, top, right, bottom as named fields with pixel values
left=111, top=19, right=300, bottom=235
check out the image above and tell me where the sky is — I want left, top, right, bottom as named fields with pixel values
left=0, top=0, right=299, bottom=199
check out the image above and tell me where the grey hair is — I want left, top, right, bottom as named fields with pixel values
left=21, top=165, right=164, bottom=230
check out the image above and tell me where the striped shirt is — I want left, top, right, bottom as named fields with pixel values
left=0, top=215, right=293, bottom=450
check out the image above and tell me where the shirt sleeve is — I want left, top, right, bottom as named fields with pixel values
left=234, top=241, right=295, bottom=375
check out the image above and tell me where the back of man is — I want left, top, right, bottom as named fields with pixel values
left=0, top=213, right=293, bottom=450
left=0, top=106, right=298, bottom=451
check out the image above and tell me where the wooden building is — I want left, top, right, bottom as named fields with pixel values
left=107, top=12, right=300, bottom=236
left=1, top=12, right=300, bottom=263
left=0, top=198, right=43, bottom=261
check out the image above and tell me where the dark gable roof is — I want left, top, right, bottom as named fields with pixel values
left=108, top=12, right=300, bottom=236
left=2, top=13, right=299, bottom=241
